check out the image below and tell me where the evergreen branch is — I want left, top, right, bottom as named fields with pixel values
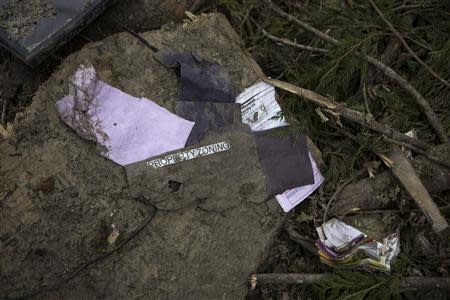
left=263, top=0, right=449, bottom=143
left=264, top=77, right=430, bottom=150
left=319, top=33, right=380, bottom=85
left=369, top=0, right=450, bottom=90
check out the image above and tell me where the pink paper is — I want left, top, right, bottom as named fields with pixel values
left=56, top=65, right=195, bottom=166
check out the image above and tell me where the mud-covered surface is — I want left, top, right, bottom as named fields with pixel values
left=126, top=123, right=268, bottom=211
left=0, top=0, right=56, bottom=40
left=0, top=13, right=283, bottom=300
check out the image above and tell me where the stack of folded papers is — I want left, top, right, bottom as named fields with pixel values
left=316, top=218, right=400, bottom=272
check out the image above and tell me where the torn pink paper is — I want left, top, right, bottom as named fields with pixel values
left=56, top=65, right=195, bottom=166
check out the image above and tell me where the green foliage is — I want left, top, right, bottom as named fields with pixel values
left=313, top=271, right=399, bottom=300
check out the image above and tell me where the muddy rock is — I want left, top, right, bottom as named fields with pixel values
left=126, top=123, right=268, bottom=211
left=0, top=13, right=282, bottom=300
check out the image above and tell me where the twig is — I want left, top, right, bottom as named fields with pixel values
left=264, top=77, right=430, bottom=150
left=323, top=178, right=352, bottom=222
left=251, top=273, right=324, bottom=288
left=1, top=96, right=6, bottom=125
left=349, top=205, right=450, bottom=215
left=393, top=4, right=426, bottom=12
left=120, top=25, right=159, bottom=52
left=369, top=0, right=450, bottom=90
left=263, top=0, right=449, bottom=143
left=251, top=273, right=450, bottom=291
left=362, top=82, right=371, bottom=115
left=252, top=19, right=328, bottom=53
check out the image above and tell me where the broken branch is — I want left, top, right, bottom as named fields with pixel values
left=251, top=273, right=450, bottom=292
left=387, top=146, right=449, bottom=235
left=264, top=77, right=430, bottom=150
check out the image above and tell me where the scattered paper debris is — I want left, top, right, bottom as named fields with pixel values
left=56, top=65, right=195, bottom=166
left=316, top=218, right=400, bottom=272
left=235, top=81, right=289, bottom=131
left=276, top=154, right=324, bottom=212
left=236, top=81, right=324, bottom=212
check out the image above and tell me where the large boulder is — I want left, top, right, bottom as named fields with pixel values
left=0, top=13, right=283, bottom=300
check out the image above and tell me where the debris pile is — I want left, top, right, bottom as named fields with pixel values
left=316, top=218, right=400, bottom=272
left=55, top=64, right=324, bottom=212
left=0, top=13, right=324, bottom=300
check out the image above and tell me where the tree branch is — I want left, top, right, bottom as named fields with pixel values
left=264, top=77, right=430, bottom=150
left=251, top=273, right=450, bottom=292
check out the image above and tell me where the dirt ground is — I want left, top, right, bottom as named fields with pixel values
left=0, top=0, right=56, bottom=40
